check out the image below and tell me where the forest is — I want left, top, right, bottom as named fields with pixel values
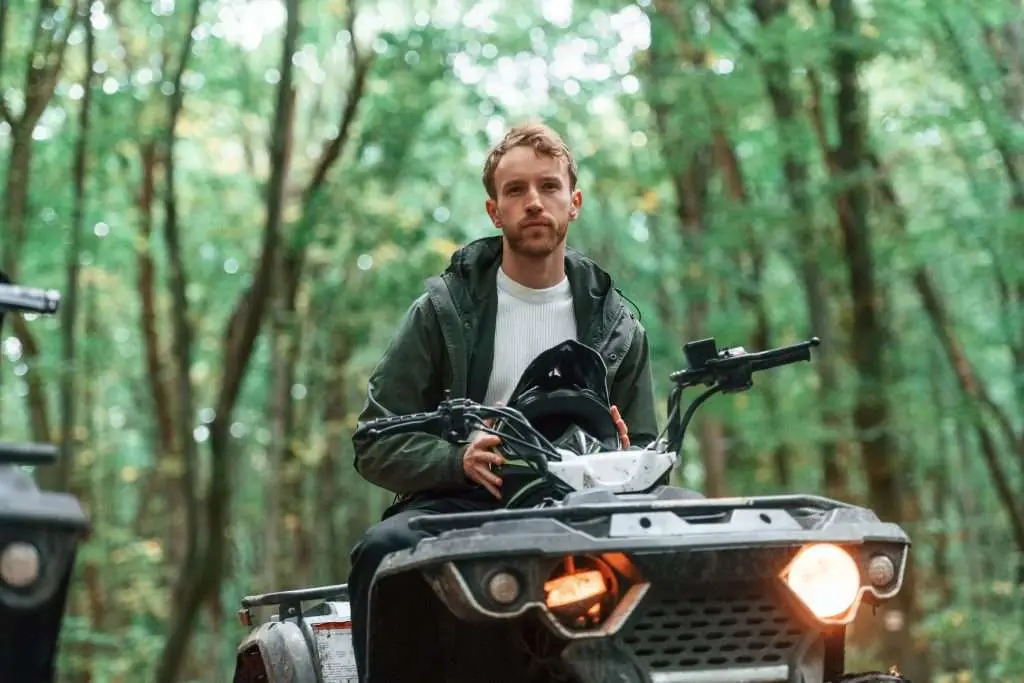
left=0, top=0, right=1022, bottom=681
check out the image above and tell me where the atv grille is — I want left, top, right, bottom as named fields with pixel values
left=619, top=589, right=806, bottom=672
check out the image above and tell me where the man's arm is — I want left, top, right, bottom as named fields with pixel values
left=609, top=323, right=659, bottom=448
left=351, top=294, right=471, bottom=495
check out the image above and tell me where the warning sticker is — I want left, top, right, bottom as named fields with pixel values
left=313, top=621, right=358, bottom=682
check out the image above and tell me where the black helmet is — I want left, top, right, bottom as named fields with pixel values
left=505, top=339, right=621, bottom=451
left=494, top=340, right=620, bottom=508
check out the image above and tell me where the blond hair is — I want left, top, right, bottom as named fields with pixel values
left=482, top=121, right=579, bottom=200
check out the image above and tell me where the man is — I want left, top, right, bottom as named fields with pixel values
left=347, top=121, right=658, bottom=681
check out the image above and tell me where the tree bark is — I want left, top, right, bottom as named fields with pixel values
left=56, top=0, right=95, bottom=492
left=707, top=91, right=792, bottom=488
left=644, top=1, right=728, bottom=495
left=156, top=0, right=204, bottom=622
left=132, top=142, right=184, bottom=550
left=748, top=0, right=849, bottom=499
left=0, top=0, right=74, bottom=441
left=151, top=0, right=263, bottom=679
left=830, top=0, right=925, bottom=675
left=935, top=7, right=1024, bottom=418
left=321, top=329, right=361, bottom=576
left=265, top=250, right=302, bottom=590
left=869, top=154, right=1024, bottom=544
left=264, top=1, right=372, bottom=587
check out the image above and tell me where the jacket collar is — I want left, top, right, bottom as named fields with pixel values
left=439, top=235, right=617, bottom=321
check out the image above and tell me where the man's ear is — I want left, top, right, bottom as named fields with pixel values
left=569, top=189, right=583, bottom=221
left=485, top=198, right=502, bottom=227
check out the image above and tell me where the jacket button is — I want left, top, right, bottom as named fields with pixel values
left=610, top=352, right=619, bottom=361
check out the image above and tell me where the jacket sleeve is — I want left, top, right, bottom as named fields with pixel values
left=351, top=294, right=472, bottom=495
left=609, top=322, right=659, bottom=448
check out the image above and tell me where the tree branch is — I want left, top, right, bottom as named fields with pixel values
left=303, top=0, right=373, bottom=205
left=869, top=152, right=1023, bottom=463
left=706, top=0, right=759, bottom=59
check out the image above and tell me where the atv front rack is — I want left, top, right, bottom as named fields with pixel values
left=407, top=493, right=852, bottom=534
left=238, top=583, right=349, bottom=626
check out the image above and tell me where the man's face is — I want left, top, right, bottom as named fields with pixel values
left=486, top=146, right=583, bottom=258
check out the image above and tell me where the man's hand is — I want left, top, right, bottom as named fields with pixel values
left=463, top=432, right=505, bottom=499
left=611, top=405, right=630, bottom=448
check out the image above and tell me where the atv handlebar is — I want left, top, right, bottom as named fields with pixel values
left=663, top=335, right=820, bottom=465
left=354, top=398, right=557, bottom=474
left=0, top=283, right=62, bottom=315
left=0, top=442, right=59, bottom=466
left=356, top=336, right=822, bottom=481
left=669, top=336, right=820, bottom=391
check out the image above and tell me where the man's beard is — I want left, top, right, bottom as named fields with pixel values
left=505, top=221, right=568, bottom=258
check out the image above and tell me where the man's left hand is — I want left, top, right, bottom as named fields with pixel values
left=610, top=405, right=630, bottom=448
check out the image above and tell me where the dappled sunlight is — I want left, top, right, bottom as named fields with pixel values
left=214, top=0, right=287, bottom=51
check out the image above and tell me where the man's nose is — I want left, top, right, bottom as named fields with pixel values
left=525, top=188, right=542, bottom=211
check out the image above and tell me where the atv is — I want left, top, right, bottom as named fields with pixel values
left=0, top=275, right=91, bottom=683
left=231, top=334, right=911, bottom=683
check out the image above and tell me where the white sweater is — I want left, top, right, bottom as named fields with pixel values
left=482, top=267, right=577, bottom=406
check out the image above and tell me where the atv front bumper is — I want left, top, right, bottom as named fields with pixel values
left=372, top=491, right=910, bottom=683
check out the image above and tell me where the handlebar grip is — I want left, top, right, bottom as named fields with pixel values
left=0, top=284, right=61, bottom=315
left=669, top=337, right=819, bottom=385
left=0, top=441, right=59, bottom=466
left=750, top=349, right=808, bottom=372
left=353, top=411, right=445, bottom=440
left=668, top=368, right=704, bottom=384
left=749, top=337, right=819, bottom=372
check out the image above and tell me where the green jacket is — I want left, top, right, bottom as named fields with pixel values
left=352, top=236, right=659, bottom=496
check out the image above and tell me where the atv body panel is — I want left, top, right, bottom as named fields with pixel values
left=234, top=487, right=909, bottom=683
left=234, top=588, right=357, bottom=683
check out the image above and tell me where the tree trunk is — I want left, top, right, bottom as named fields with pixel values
left=265, top=252, right=303, bottom=589
left=868, top=154, right=1024, bottom=551
left=935, top=8, right=1024, bottom=405
left=56, top=0, right=95, bottom=492
left=708, top=102, right=792, bottom=489
left=152, top=0, right=299, bottom=679
left=321, top=330, right=363, bottom=576
left=264, top=3, right=372, bottom=586
left=132, top=142, right=185, bottom=558
left=0, top=0, right=74, bottom=441
left=749, top=0, right=850, bottom=500
left=830, top=0, right=925, bottom=675
left=643, top=2, right=728, bottom=495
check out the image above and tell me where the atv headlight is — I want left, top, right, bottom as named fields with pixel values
left=0, top=541, right=41, bottom=588
left=783, top=543, right=860, bottom=619
left=545, top=570, right=606, bottom=613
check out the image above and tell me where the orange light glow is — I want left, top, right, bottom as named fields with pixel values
left=544, top=570, right=607, bottom=609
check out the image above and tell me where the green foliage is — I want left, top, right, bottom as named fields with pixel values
left=1, top=0, right=1022, bottom=681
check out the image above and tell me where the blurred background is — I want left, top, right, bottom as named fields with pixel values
left=0, top=0, right=1022, bottom=680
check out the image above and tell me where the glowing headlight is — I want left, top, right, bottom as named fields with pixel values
left=783, top=543, right=860, bottom=619
left=545, top=570, right=607, bottom=611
